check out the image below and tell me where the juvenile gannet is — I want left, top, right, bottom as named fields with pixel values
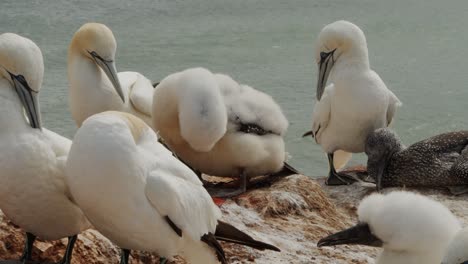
left=68, top=23, right=154, bottom=127
left=304, top=20, right=401, bottom=185
left=318, top=191, right=461, bottom=264
left=365, top=128, right=468, bottom=191
left=0, top=33, right=89, bottom=264
left=65, top=111, right=280, bottom=264
left=152, top=67, right=298, bottom=197
left=442, top=228, right=468, bottom=264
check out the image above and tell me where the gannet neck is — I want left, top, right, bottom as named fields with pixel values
left=0, top=79, right=32, bottom=133
left=68, top=51, right=119, bottom=125
left=334, top=46, right=370, bottom=72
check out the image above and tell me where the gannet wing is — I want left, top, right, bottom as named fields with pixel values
left=117, top=71, right=153, bottom=116
left=42, top=128, right=72, bottom=157
left=41, top=128, right=77, bottom=201
left=145, top=169, right=221, bottom=240
left=386, top=90, right=402, bottom=126
left=409, top=131, right=468, bottom=153
left=311, top=84, right=333, bottom=143
left=175, top=68, right=227, bottom=152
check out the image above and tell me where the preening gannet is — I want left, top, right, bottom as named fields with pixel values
left=365, top=128, right=468, bottom=192
left=68, top=23, right=154, bottom=127
left=65, top=111, right=280, bottom=264
left=152, top=67, right=298, bottom=197
left=0, top=33, right=89, bottom=264
left=318, top=191, right=460, bottom=264
left=304, top=20, right=401, bottom=185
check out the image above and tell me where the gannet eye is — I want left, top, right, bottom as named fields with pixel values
left=87, top=50, right=113, bottom=63
left=320, top=52, right=328, bottom=60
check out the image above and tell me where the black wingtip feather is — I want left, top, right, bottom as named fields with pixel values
left=269, top=162, right=300, bottom=178
left=215, top=221, right=281, bottom=252
left=152, top=82, right=160, bottom=88
left=164, top=216, right=182, bottom=237
left=282, top=162, right=300, bottom=175
left=201, top=233, right=227, bottom=264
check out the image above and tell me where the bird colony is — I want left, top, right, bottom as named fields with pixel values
left=0, top=20, right=467, bottom=264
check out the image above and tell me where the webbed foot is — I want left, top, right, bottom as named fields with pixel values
left=326, top=171, right=357, bottom=186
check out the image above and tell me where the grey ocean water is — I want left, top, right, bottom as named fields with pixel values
left=1, top=0, right=468, bottom=176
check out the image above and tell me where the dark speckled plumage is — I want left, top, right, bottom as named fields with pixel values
left=365, top=128, right=468, bottom=188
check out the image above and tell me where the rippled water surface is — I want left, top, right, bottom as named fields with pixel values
left=2, top=0, right=468, bottom=176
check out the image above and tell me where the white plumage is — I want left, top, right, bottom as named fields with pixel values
left=152, top=67, right=292, bottom=196
left=308, top=20, right=401, bottom=185
left=318, top=191, right=461, bottom=264
left=66, top=111, right=279, bottom=263
left=68, top=23, right=154, bottom=127
left=442, top=228, right=468, bottom=264
left=0, top=33, right=89, bottom=263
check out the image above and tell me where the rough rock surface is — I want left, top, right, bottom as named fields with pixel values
left=1, top=167, right=467, bottom=263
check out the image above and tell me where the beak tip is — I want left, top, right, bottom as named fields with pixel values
left=302, top=131, right=314, bottom=138
left=316, top=240, right=329, bottom=248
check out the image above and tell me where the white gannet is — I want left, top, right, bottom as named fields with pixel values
left=442, top=228, right=468, bottom=264
left=152, top=67, right=298, bottom=197
left=303, top=20, right=401, bottom=185
left=65, top=111, right=280, bottom=264
left=0, top=33, right=90, bottom=263
left=68, top=22, right=155, bottom=127
left=318, top=191, right=461, bottom=264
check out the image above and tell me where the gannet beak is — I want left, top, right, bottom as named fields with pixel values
left=316, top=49, right=336, bottom=100
left=9, top=71, right=41, bottom=129
left=302, top=130, right=314, bottom=138
left=317, top=222, right=383, bottom=248
left=89, top=51, right=125, bottom=102
left=368, top=156, right=388, bottom=191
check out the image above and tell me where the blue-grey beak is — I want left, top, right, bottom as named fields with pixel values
left=9, top=71, right=41, bottom=129
left=316, top=49, right=336, bottom=100
left=88, top=51, right=125, bottom=103
left=318, top=222, right=383, bottom=248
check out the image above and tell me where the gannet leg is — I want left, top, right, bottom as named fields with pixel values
left=120, top=249, right=130, bottom=264
left=325, top=153, right=356, bottom=186
left=57, top=235, right=77, bottom=264
left=209, top=170, right=248, bottom=198
left=20, top=232, right=36, bottom=264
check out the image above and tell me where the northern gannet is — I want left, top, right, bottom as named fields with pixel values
left=65, top=111, right=280, bottom=264
left=304, top=20, right=401, bottom=185
left=366, top=128, right=468, bottom=192
left=68, top=23, right=154, bottom=127
left=0, top=33, right=89, bottom=264
left=152, top=67, right=298, bottom=197
left=318, top=191, right=460, bottom=264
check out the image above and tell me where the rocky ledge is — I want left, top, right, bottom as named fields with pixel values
left=1, top=167, right=467, bottom=263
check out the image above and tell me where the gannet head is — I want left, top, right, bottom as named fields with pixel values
left=69, top=23, right=124, bottom=102
left=365, top=128, right=404, bottom=190
left=0, top=33, right=43, bottom=129
left=442, top=228, right=468, bottom=264
left=318, top=191, right=461, bottom=263
left=315, top=20, right=368, bottom=100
